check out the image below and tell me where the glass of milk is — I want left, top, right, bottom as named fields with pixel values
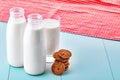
left=41, top=15, right=60, bottom=62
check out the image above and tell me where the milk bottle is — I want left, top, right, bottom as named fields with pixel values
left=23, top=14, right=45, bottom=75
left=6, top=7, right=26, bottom=67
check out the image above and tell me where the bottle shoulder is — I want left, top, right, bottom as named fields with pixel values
left=8, top=18, right=26, bottom=24
left=26, top=24, right=43, bottom=30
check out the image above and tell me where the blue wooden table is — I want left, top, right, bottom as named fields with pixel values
left=0, top=22, right=120, bottom=80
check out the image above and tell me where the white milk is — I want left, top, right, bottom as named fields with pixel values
left=23, top=14, right=45, bottom=75
left=6, top=7, right=26, bottom=67
left=41, top=19, right=60, bottom=62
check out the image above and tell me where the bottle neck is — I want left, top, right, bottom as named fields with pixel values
left=10, top=7, right=24, bottom=18
left=27, top=14, right=42, bottom=25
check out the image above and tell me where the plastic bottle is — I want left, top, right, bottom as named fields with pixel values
left=23, top=14, right=46, bottom=75
left=6, top=7, right=26, bottom=67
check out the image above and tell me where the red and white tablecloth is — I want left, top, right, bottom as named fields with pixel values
left=1, top=0, right=120, bottom=40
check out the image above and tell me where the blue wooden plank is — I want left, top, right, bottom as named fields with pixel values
left=0, top=22, right=10, bottom=80
left=60, top=33, right=113, bottom=80
left=103, top=39, right=120, bottom=80
left=9, top=63, right=61, bottom=80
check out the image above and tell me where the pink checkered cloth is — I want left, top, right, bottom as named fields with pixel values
left=1, top=0, right=120, bottom=40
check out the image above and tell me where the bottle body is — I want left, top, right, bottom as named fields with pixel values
left=23, top=14, right=46, bottom=75
left=6, top=7, right=26, bottom=67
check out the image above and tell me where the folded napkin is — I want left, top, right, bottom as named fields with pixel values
left=0, top=0, right=120, bottom=40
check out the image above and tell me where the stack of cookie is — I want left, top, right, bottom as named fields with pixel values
left=52, top=49, right=72, bottom=75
